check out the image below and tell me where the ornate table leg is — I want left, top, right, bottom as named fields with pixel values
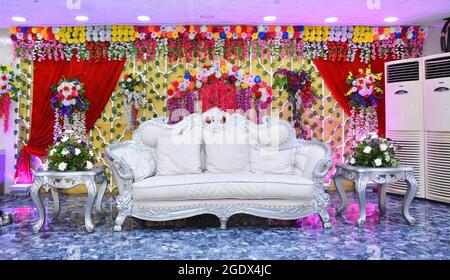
left=50, top=187, right=60, bottom=219
left=85, top=179, right=97, bottom=232
left=334, top=167, right=347, bottom=214
left=356, top=174, right=369, bottom=227
left=31, top=177, right=45, bottom=233
left=378, top=183, right=387, bottom=217
left=403, top=171, right=417, bottom=225
left=95, top=175, right=107, bottom=217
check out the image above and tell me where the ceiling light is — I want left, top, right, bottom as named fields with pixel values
left=384, top=17, right=398, bottom=23
left=137, top=16, right=151, bottom=21
left=263, top=16, right=277, bottom=22
left=12, top=16, right=26, bottom=23
left=324, top=17, right=338, bottom=23
left=75, top=15, right=89, bottom=21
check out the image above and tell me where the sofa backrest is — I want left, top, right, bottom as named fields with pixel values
left=132, top=107, right=331, bottom=178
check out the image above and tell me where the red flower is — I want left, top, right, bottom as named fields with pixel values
left=1, top=75, right=7, bottom=81
left=172, top=81, right=179, bottom=87
left=228, top=75, right=237, bottom=83
left=255, top=91, right=262, bottom=98
left=63, top=86, right=69, bottom=91
left=167, top=89, right=174, bottom=96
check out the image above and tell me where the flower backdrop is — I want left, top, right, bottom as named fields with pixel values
left=9, top=25, right=427, bottom=63
left=8, top=24, right=429, bottom=193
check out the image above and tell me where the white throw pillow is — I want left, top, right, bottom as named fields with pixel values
left=204, top=144, right=250, bottom=173
left=203, top=126, right=250, bottom=173
left=112, top=146, right=156, bottom=181
left=250, top=147, right=295, bottom=174
left=156, top=137, right=202, bottom=175
left=294, top=145, right=326, bottom=179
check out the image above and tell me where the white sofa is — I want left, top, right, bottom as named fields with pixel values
left=106, top=108, right=333, bottom=231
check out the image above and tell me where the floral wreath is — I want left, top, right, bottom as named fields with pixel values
left=119, top=72, right=147, bottom=127
left=0, top=65, right=20, bottom=132
left=273, top=68, right=316, bottom=138
left=345, top=66, right=383, bottom=108
left=51, top=78, right=89, bottom=117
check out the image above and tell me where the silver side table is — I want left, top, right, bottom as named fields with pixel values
left=31, top=168, right=107, bottom=233
left=333, top=163, right=417, bottom=227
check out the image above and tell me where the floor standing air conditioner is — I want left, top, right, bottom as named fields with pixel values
left=385, top=58, right=426, bottom=198
left=423, top=53, right=450, bottom=203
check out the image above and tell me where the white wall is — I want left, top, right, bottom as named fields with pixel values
left=0, top=29, right=16, bottom=193
left=423, top=26, right=444, bottom=56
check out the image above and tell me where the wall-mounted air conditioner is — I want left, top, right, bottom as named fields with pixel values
left=385, top=58, right=426, bottom=198
left=423, top=53, right=450, bottom=203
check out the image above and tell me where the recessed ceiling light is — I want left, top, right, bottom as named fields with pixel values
left=75, top=15, right=89, bottom=21
left=263, top=16, right=277, bottom=22
left=324, top=17, right=338, bottom=23
left=12, top=16, right=26, bottom=23
left=137, top=16, right=151, bottom=21
left=384, top=17, right=398, bottom=23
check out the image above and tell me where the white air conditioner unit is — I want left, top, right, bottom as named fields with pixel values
left=423, top=53, right=450, bottom=203
left=385, top=58, right=426, bottom=198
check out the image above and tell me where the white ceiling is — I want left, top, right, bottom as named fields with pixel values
left=0, top=0, right=449, bottom=28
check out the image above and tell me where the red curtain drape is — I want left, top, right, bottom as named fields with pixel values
left=15, top=59, right=125, bottom=183
left=313, top=57, right=393, bottom=136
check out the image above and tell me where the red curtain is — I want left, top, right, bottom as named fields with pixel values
left=15, top=59, right=125, bottom=183
left=313, top=58, right=392, bottom=136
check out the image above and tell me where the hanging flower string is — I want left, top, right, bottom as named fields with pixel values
left=273, top=69, right=316, bottom=138
left=346, top=66, right=383, bottom=139
left=10, top=25, right=428, bottom=63
left=0, top=65, right=19, bottom=132
left=118, top=73, right=147, bottom=128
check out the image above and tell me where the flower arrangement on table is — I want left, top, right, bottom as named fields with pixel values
left=345, top=66, right=383, bottom=140
left=43, top=133, right=96, bottom=172
left=273, top=68, right=317, bottom=139
left=51, top=78, right=90, bottom=141
left=0, top=65, right=19, bottom=132
left=346, top=133, right=400, bottom=168
left=119, top=73, right=147, bottom=128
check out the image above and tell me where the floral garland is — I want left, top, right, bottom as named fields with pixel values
left=165, top=60, right=271, bottom=122
left=346, top=67, right=383, bottom=140
left=0, top=66, right=19, bottom=132
left=119, top=73, right=147, bottom=128
left=346, top=133, right=399, bottom=168
left=10, top=25, right=428, bottom=63
left=273, top=68, right=316, bottom=138
left=43, top=132, right=96, bottom=172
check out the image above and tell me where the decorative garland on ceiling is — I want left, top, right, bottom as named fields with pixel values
left=9, top=25, right=428, bottom=63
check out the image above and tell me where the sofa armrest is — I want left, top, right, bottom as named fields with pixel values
left=106, top=140, right=156, bottom=184
left=313, top=158, right=333, bottom=179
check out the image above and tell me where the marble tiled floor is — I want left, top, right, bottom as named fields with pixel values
left=0, top=191, right=449, bottom=260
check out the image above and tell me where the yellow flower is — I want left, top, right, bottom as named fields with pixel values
left=177, top=25, right=183, bottom=32
left=177, top=77, right=184, bottom=83
left=65, top=32, right=71, bottom=39
left=172, top=32, right=179, bottom=39
left=189, top=25, right=195, bottom=32
left=189, top=69, right=197, bottom=76
left=79, top=37, right=86, bottom=43
left=251, top=32, right=258, bottom=40
left=73, top=38, right=79, bottom=44
left=54, top=33, right=61, bottom=40
left=213, top=32, right=219, bottom=39
left=67, top=38, right=73, bottom=44
left=235, top=26, right=241, bottom=33
left=60, top=37, right=67, bottom=44
left=241, top=82, right=248, bottom=89
left=220, top=65, right=227, bottom=73
left=287, top=26, right=294, bottom=33
left=134, top=85, right=142, bottom=92
left=226, top=32, right=232, bottom=39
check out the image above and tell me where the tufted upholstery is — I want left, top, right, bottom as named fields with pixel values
left=133, top=173, right=315, bottom=201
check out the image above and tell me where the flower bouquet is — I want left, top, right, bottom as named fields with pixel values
left=346, top=67, right=383, bottom=140
left=43, top=133, right=96, bottom=172
left=0, top=65, right=19, bottom=132
left=119, top=73, right=147, bottom=127
left=346, top=133, right=400, bottom=168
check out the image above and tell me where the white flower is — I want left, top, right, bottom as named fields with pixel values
left=62, top=99, right=72, bottom=106
left=41, top=162, right=49, bottom=171
left=385, top=156, right=391, bottom=162
left=74, top=148, right=81, bottom=156
left=58, top=162, right=68, bottom=171
left=363, top=146, right=372, bottom=154
left=349, top=157, right=356, bottom=165
left=61, top=136, right=69, bottom=143
left=127, top=78, right=132, bottom=82
left=85, top=161, right=93, bottom=170
left=374, top=158, right=382, bottom=167
left=379, top=143, right=388, bottom=152
left=49, top=149, right=56, bottom=156
left=369, top=132, right=378, bottom=139
left=61, top=149, right=70, bottom=156
left=89, top=150, right=94, bottom=157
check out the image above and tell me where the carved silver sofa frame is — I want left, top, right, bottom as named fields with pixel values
left=106, top=108, right=333, bottom=231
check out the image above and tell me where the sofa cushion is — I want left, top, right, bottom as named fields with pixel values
left=156, top=136, right=202, bottom=175
left=203, top=126, right=250, bottom=173
left=112, top=145, right=156, bottom=181
left=294, top=145, right=326, bottom=179
left=250, top=147, right=295, bottom=174
left=132, top=173, right=315, bottom=201
left=249, top=124, right=291, bottom=148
